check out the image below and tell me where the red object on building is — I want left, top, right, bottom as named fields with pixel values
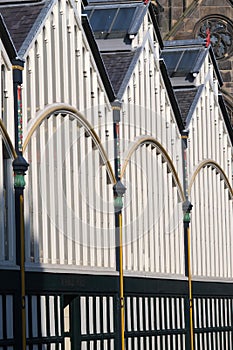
left=144, top=0, right=150, bottom=4
left=206, top=27, right=211, bottom=47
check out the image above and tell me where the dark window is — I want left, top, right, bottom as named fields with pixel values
left=112, top=8, right=136, bottom=31
left=90, top=9, right=117, bottom=33
left=83, top=6, right=140, bottom=38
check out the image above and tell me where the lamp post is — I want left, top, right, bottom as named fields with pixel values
left=114, top=180, right=126, bottom=350
left=183, top=199, right=193, bottom=350
left=12, top=59, right=29, bottom=350
left=13, top=155, right=29, bottom=350
left=112, top=100, right=126, bottom=350
left=181, top=130, right=194, bottom=350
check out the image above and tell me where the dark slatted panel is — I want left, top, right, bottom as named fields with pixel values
left=124, top=295, right=186, bottom=350
left=25, top=295, right=64, bottom=349
left=76, top=295, right=116, bottom=350
left=0, top=294, right=14, bottom=349
left=193, top=297, right=233, bottom=350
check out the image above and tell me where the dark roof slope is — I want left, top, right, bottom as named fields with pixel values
left=0, top=3, right=45, bottom=52
left=101, top=51, right=137, bottom=95
left=174, top=88, right=198, bottom=125
left=0, top=14, right=17, bottom=59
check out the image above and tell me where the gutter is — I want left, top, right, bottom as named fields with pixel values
left=218, top=94, right=233, bottom=145
left=148, top=2, right=164, bottom=49
left=82, top=15, right=116, bottom=102
left=159, top=59, right=184, bottom=133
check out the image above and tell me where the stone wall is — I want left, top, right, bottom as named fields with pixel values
left=157, top=0, right=233, bottom=123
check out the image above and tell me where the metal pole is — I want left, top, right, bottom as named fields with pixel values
left=19, top=193, right=26, bottom=350
left=182, top=131, right=194, bottom=350
left=13, top=156, right=29, bottom=350
left=12, top=59, right=29, bottom=350
left=112, top=100, right=126, bottom=350
left=119, top=212, right=125, bottom=350
left=187, top=225, right=194, bottom=350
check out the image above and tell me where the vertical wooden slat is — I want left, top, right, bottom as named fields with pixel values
left=64, top=118, right=73, bottom=264
left=57, top=115, right=65, bottom=264
left=48, top=117, right=57, bottom=264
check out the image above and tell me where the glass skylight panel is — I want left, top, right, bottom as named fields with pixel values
left=83, top=6, right=142, bottom=39
left=90, top=9, right=117, bottom=33
left=112, top=8, right=136, bottom=31
left=162, top=49, right=202, bottom=77
left=176, top=49, right=200, bottom=74
left=162, top=51, right=182, bottom=75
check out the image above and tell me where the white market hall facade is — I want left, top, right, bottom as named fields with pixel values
left=0, top=0, right=232, bottom=349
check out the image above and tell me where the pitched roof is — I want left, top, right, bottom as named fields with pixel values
left=161, top=39, right=227, bottom=126
left=0, top=14, right=17, bottom=59
left=83, top=0, right=163, bottom=98
left=174, top=88, right=199, bottom=126
left=0, top=3, right=45, bottom=52
left=101, top=51, right=137, bottom=95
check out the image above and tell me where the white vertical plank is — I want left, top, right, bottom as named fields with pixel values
left=153, top=150, right=160, bottom=273
left=147, top=147, right=154, bottom=272
left=142, top=148, right=149, bottom=272
left=137, top=150, right=144, bottom=271
left=80, top=297, right=86, bottom=334
left=49, top=296, right=55, bottom=336
left=40, top=296, right=47, bottom=337
left=101, top=156, right=109, bottom=268
left=64, top=118, right=73, bottom=264
left=39, top=121, right=48, bottom=263
left=44, top=21, right=53, bottom=105
left=203, top=168, right=210, bottom=276
left=158, top=155, right=165, bottom=273
left=72, top=121, right=81, bottom=265
left=53, top=3, right=61, bottom=102
left=37, top=33, right=44, bottom=110
left=55, top=115, right=65, bottom=264
left=163, top=164, right=170, bottom=274
left=102, top=297, right=107, bottom=333
left=48, top=117, right=57, bottom=264
left=226, top=192, right=232, bottom=278
left=31, top=132, right=40, bottom=263
left=80, top=131, right=88, bottom=266
left=96, top=297, right=100, bottom=333
left=131, top=157, right=138, bottom=271
left=139, top=297, right=143, bottom=331
left=221, top=183, right=227, bottom=278
left=89, top=297, right=93, bottom=334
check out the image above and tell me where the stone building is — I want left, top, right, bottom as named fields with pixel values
left=155, top=0, right=233, bottom=123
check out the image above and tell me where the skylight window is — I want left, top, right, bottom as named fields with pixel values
left=83, top=5, right=142, bottom=39
left=161, top=49, right=203, bottom=77
left=90, top=9, right=117, bottom=33
left=111, top=8, right=136, bottom=31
